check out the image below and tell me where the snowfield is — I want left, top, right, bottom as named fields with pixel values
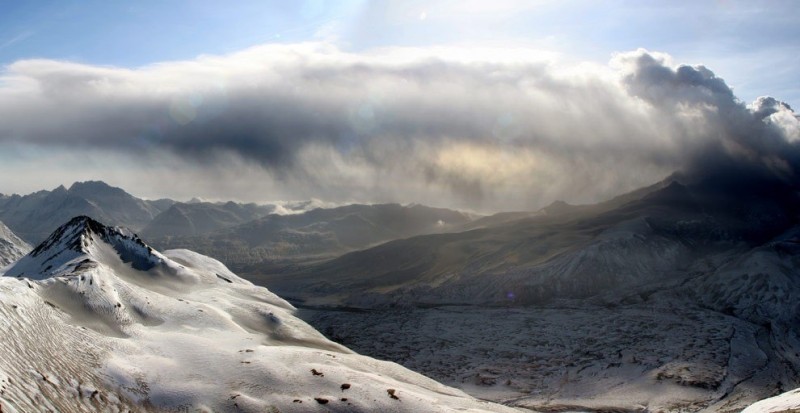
left=743, top=388, right=800, bottom=412
left=302, top=303, right=782, bottom=412
left=0, top=217, right=519, bottom=412
left=0, top=220, right=29, bottom=267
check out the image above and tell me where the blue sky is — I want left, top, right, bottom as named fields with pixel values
left=0, top=0, right=798, bottom=104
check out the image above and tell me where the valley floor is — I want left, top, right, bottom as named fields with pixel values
left=299, top=303, right=789, bottom=413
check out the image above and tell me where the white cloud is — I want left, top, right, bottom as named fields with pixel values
left=0, top=44, right=797, bottom=211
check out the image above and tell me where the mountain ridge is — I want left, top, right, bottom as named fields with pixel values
left=6, top=215, right=161, bottom=279
left=0, top=181, right=175, bottom=244
left=257, top=175, right=800, bottom=308
left=1, top=181, right=480, bottom=269
left=149, top=202, right=477, bottom=269
left=0, top=216, right=518, bottom=412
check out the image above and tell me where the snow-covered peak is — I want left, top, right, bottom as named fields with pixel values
left=5, top=215, right=161, bottom=279
left=0, top=216, right=516, bottom=412
left=0, top=220, right=31, bottom=267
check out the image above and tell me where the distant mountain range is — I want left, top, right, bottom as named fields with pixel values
left=0, top=181, right=478, bottom=270
left=0, top=181, right=174, bottom=243
left=140, top=201, right=276, bottom=238
left=260, top=177, right=800, bottom=313
left=151, top=203, right=475, bottom=269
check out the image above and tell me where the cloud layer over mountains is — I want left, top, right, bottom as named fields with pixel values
left=0, top=44, right=797, bottom=211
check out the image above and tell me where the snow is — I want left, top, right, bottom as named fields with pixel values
left=694, top=240, right=800, bottom=328
left=5, top=216, right=163, bottom=280
left=0, top=217, right=519, bottom=412
left=301, top=303, right=778, bottom=412
left=0, top=220, right=30, bottom=267
left=744, top=388, right=800, bottom=412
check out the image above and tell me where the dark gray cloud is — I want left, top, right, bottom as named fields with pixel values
left=616, top=50, right=800, bottom=196
left=0, top=45, right=797, bottom=211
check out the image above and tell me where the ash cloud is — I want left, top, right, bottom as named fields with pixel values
left=616, top=50, right=800, bottom=195
left=0, top=45, right=797, bottom=211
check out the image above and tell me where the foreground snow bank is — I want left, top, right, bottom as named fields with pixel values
left=0, top=217, right=518, bottom=412
left=744, top=388, right=800, bottom=413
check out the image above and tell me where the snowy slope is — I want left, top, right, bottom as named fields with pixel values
left=0, top=220, right=30, bottom=267
left=5, top=216, right=162, bottom=280
left=692, top=237, right=800, bottom=328
left=744, top=388, right=800, bottom=412
left=304, top=300, right=782, bottom=412
left=0, top=216, right=518, bottom=413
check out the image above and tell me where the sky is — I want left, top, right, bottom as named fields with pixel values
left=0, top=0, right=798, bottom=212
